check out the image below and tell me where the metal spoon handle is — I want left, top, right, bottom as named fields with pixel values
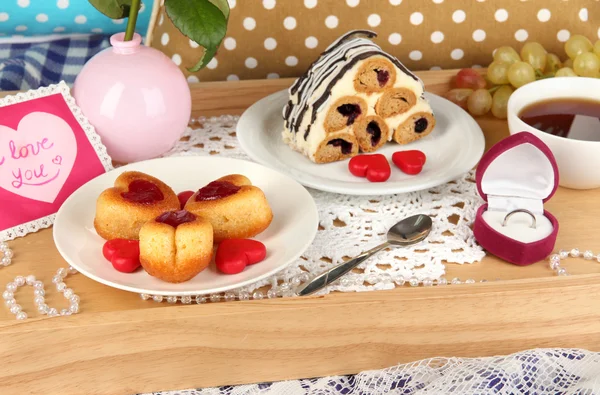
left=296, top=242, right=391, bottom=296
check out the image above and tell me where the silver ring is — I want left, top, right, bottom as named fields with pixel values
left=502, top=209, right=536, bottom=229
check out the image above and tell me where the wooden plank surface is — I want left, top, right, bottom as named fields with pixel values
left=1, top=70, right=600, bottom=395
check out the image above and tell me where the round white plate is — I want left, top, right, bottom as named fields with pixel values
left=238, top=90, right=485, bottom=195
left=53, top=156, right=318, bottom=296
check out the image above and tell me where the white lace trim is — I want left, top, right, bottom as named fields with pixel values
left=0, top=81, right=113, bottom=241
left=142, top=348, right=600, bottom=394
left=163, top=115, right=486, bottom=294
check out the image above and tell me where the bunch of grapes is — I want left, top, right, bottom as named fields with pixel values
left=445, top=34, right=600, bottom=119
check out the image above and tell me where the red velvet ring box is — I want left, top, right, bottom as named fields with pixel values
left=473, top=132, right=559, bottom=266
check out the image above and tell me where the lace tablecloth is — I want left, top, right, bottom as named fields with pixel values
left=166, top=115, right=485, bottom=297
left=142, top=348, right=600, bottom=395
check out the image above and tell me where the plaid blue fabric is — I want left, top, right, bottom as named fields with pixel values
left=0, top=35, right=110, bottom=91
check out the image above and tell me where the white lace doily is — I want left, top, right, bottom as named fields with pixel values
left=142, top=348, right=600, bottom=395
left=164, top=115, right=486, bottom=294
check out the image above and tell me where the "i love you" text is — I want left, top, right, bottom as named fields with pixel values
left=0, top=138, right=60, bottom=189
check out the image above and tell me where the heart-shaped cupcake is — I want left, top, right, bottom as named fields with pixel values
left=184, top=174, right=273, bottom=242
left=139, top=210, right=213, bottom=283
left=348, top=154, right=391, bottom=182
left=94, top=171, right=180, bottom=240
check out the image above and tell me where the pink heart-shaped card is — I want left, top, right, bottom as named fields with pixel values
left=0, top=82, right=112, bottom=240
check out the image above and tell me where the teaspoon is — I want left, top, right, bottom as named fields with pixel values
left=296, top=214, right=433, bottom=296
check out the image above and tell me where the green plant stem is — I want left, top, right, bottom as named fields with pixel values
left=124, top=0, right=140, bottom=41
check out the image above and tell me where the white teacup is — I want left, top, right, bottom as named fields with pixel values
left=507, top=77, right=600, bottom=190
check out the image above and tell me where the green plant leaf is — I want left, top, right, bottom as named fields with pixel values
left=209, top=0, right=230, bottom=19
left=165, top=0, right=229, bottom=71
left=88, top=0, right=134, bottom=19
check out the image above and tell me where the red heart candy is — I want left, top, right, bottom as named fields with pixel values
left=177, top=190, right=195, bottom=209
left=215, top=239, right=267, bottom=275
left=348, top=154, right=391, bottom=182
left=102, top=239, right=141, bottom=273
left=392, top=150, right=427, bottom=175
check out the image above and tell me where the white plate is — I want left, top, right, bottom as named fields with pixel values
left=237, top=90, right=485, bottom=195
left=53, top=156, right=318, bottom=296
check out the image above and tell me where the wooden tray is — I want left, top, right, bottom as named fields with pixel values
left=2, top=70, right=600, bottom=395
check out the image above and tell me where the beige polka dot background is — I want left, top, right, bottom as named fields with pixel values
left=148, top=0, right=599, bottom=83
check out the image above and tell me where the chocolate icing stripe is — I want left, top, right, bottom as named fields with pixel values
left=292, top=57, right=347, bottom=133
left=290, top=79, right=301, bottom=95
left=317, top=31, right=418, bottom=84
left=283, top=100, right=293, bottom=128
left=295, top=42, right=362, bottom=106
left=320, top=30, right=378, bottom=57
left=388, top=54, right=420, bottom=84
left=290, top=41, right=382, bottom=134
left=303, top=124, right=311, bottom=140
left=289, top=30, right=376, bottom=96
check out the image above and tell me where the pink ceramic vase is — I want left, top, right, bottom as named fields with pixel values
left=73, top=33, right=191, bottom=163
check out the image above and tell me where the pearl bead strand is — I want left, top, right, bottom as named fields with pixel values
left=547, top=248, right=600, bottom=276
left=140, top=248, right=589, bottom=304
left=2, top=259, right=80, bottom=320
left=139, top=273, right=308, bottom=304
left=0, top=241, right=14, bottom=268
left=0, top=241, right=588, bottom=314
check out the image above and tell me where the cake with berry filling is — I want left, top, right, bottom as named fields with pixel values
left=389, top=97, right=437, bottom=145
left=139, top=210, right=213, bottom=283
left=94, top=171, right=180, bottom=240
left=282, top=30, right=436, bottom=163
left=184, top=174, right=273, bottom=242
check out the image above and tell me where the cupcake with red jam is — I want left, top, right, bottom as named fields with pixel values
left=139, top=210, right=213, bottom=283
left=184, top=174, right=273, bottom=242
left=94, top=171, right=180, bottom=240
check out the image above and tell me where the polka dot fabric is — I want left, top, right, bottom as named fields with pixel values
left=148, top=0, right=599, bottom=82
left=0, top=0, right=151, bottom=37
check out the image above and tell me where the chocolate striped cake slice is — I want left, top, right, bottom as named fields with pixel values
left=282, top=30, right=436, bottom=164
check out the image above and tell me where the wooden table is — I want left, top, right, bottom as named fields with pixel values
left=2, top=70, right=600, bottom=395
